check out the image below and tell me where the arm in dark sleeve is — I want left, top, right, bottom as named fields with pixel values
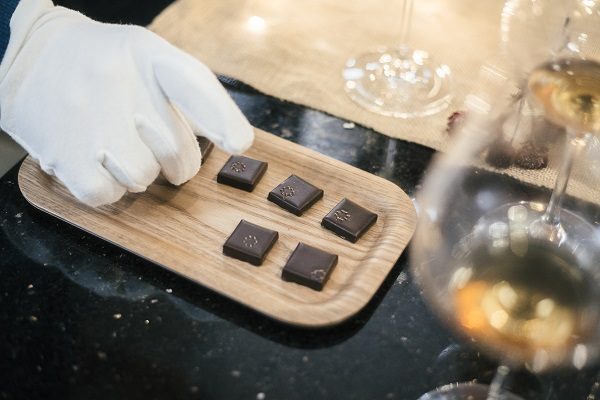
left=0, top=0, right=20, bottom=62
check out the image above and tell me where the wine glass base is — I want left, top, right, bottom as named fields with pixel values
left=417, top=382, right=524, bottom=400
left=418, top=383, right=523, bottom=400
left=343, top=46, right=452, bottom=118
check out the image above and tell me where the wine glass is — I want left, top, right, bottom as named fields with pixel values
left=411, top=55, right=600, bottom=399
left=495, top=0, right=573, bottom=157
left=342, top=0, right=452, bottom=118
left=410, top=0, right=600, bottom=394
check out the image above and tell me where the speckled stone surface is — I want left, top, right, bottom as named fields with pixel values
left=1, top=2, right=599, bottom=399
left=2, top=77, right=599, bottom=400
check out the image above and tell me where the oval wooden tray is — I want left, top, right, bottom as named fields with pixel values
left=18, top=129, right=417, bottom=327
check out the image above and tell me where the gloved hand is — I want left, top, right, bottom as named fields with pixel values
left=0, top=0, right=254, bottom=207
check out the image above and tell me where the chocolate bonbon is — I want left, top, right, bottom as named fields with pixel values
left=223, top=220, right=278, bottom=266
left=196, top=136, right=214, bottom=165
left=322, top=198, right=377, bottom=243
left=217, top=155, right=268, bottom=192
left=268, top=175, right=323, bottom=216
left=281, top=243, right=338, bottom=291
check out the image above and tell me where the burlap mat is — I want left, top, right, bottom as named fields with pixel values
left=150, top=0, right=600, bottom=204
left=150, top=0, right=504, bottom=150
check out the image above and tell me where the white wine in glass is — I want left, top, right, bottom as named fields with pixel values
left=528, top=58, right=600, bottom=135
left=342, top=0, right=452, bottom=118
left=452, top=205, right=600, bottom=369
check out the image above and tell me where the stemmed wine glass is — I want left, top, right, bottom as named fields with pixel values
left=497, top=0, right=573, bottom=144
left=411, top=2, right=600, bottom=399
left=342, top=0, right=452, bottom=118
left=500, top=0, right=573, bottom=75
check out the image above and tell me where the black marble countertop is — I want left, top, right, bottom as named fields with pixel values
left=2, top=2, right=599, bottom=399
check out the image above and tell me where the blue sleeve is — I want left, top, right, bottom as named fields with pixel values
left=0, top=0, right=20, bottom=62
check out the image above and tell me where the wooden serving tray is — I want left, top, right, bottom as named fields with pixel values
left=18, top=129, right=417, bottom=327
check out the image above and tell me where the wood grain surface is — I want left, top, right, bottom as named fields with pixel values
left=18, top=129, right=417, bottom=327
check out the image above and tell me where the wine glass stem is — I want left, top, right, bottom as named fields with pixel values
left=379, top=140, right=398, bottom=179
left=542, top=129, right=589, bottom=225
left=486, top=364, right=512, bottom=400
left=508, top=96, right=526, bottom=143
left=399, top=0, right=414, bottom=45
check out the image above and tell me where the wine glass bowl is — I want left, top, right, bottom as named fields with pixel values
left=450, top=201, right=600, bottom=372
left=414, top=185, right=600, bottom=373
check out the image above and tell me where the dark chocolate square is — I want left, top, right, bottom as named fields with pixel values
left=217, top=155, right=268, bottom=192
left=321, top=198, right=377, bottom=243
left=267, top=175, right=323, bottom=216
left=223, top=220, right=278, bottom=266
left=196, top=136, right=214, bottom=165
left=281, top=243, right=338, bottom=291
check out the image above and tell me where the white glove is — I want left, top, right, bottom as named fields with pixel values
left=0, top=0, right=254, bottom=206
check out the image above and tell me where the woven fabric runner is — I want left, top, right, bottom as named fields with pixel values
left=150, top=0, right=505, bottom=150
left=150, top=0, right=600, bottom=204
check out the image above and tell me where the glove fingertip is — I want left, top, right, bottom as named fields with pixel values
left=75, top=185, right=127, bottom=208
left=56, top=167, right=127, bottom=208
left=162, top=155, right=201, bottom=186
left=221, top=123, right=255, bottom=155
